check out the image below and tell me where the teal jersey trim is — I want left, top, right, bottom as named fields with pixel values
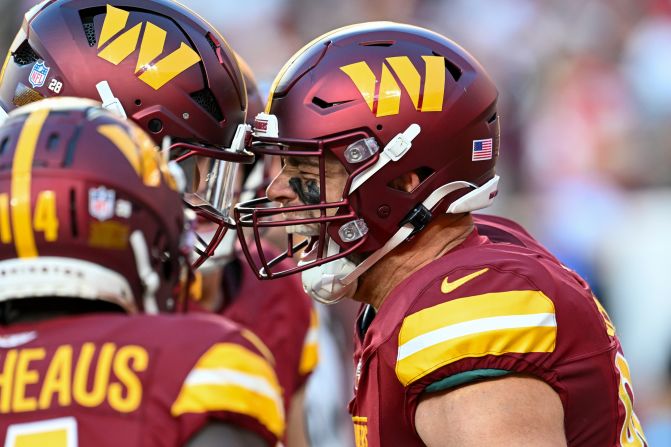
left=424, top=369, right=511, bottom=393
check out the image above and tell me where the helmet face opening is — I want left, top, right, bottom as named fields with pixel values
left=235, top=131, right=383, bottom=279
left=235, top=22, right=500, bottom=285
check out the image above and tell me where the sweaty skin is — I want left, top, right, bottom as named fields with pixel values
left=289, top=177, right=320, bottom=205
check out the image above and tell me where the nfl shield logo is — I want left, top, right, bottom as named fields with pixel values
left=28, top=60, right=50, bottom=88
left=89, top=186, right=116, bottom=221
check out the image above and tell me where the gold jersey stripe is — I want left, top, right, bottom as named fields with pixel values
left=11, top=108, right=50, bottom=258
left=298, top=309, right=319, bottom=375
left=171, top=381, right=284, bottom=437
left=397, top=327, right=556, bottom=387
left=396, top=290, right=557, bottom=386
left=399, top=290, right=555, bottom=343
left=396, top=323, right=556, bottom=386
left=396, top=325, right=557, bottom=386
left=171, top=343, right=284, bottom=436
left=187, top=343, right=280, bottom=391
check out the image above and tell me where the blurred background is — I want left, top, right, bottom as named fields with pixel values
left=2, top=0, right=670, bottom=445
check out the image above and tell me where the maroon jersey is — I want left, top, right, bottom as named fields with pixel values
left=220, top=241, right=318, bottom=414
left=349, top=214, right=646, bottom=447
left=0, top=313, right=285, bottom=447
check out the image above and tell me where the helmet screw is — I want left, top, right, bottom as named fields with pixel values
left=377, top=205, right=391, bottom=218
left=182, top=112, right=189, bottom=120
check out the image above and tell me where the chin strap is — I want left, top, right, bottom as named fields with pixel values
left=96, top=80, right=127, bottom=119
left=130, top=230, right=160, bottom=314
left=301, top=176, right=500, bottom=303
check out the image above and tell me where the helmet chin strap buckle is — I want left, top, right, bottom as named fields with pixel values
left=398, top=204, right=432, bottom=238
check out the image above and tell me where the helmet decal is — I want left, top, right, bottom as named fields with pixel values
left=340, top=55, right=445, bottom=117
left=28, top=60, right=50, bottom=89
left=10, top=107, right=50, bottom=258
left=97, top=5, right=201, bottom=90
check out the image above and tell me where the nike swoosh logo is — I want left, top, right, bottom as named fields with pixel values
left=441, top=268, right=489, bottom=294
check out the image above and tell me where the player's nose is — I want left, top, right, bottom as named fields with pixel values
left=266, top=169, right=297, bottom=205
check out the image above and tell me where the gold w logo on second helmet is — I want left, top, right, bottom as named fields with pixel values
left=340, top=56, right=446, bottom=117
left=96, top=4, right=201, bottom=90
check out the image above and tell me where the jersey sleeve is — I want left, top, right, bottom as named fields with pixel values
left=171, top=341, right=285, bottom=446
left=225, top=251, right=318, bottom=401
left=393, top=263, right=560, bottom=398
left=297, top=307, right=320, bottom=382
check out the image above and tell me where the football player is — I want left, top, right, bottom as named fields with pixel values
left=0, top=2, right=318, bottom=444
left=235, top=22, right=648, bottom=446
left=194, top=56, right=318, bottom=446
left=0, top=97, right=284, bottom=447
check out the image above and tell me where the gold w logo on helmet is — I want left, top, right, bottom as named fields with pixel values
left=340, top=56, right=445, bottom=117
left=96, top=4, right=201, bottom=90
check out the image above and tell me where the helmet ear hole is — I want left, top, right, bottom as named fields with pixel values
left=387, top=167, right=434, bottom=193
left=148, top=119, right=163, bottom=133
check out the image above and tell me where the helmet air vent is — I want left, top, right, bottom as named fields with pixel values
left=82, top=19, right=97, bottom=47
left=190, top=88, right=224, bottom=122
left=79, top=8, right=106, bottom=47
left=359, top=40, right=394, bottom=47
left=432, top=51, right=462, bottom=82
left=311, top=96, right=354, bottom=109
left=69, top=188, right=78, bottom=238
left=46, top=133, right=60, bottom=151
left=13, top=40, right=40, bottom=66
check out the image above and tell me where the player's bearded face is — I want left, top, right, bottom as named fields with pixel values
left=266, top=153, right=347, bottom=236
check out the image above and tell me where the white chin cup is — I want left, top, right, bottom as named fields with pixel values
left=301, top=257, right=358, bottom=305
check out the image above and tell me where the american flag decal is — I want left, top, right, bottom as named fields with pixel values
left=472, top=138, right=493, bottom=161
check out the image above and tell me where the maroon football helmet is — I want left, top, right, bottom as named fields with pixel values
left=0, top=97, right=190, bottom=313
left=235, top=22, right=501, bottom=303
left=0, top=0, right=253, bottom=267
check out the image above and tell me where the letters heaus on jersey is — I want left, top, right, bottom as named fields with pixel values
left=0, top=343, right=148, bottom=413
left=340, top=55, right=446, bottom=117
left=97, top=4, right=202, bottom=90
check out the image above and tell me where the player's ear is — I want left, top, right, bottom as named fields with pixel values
left=389, top=171, right=422, bottom=193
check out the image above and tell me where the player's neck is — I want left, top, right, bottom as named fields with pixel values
left=353, top=213, right=474, bottom=309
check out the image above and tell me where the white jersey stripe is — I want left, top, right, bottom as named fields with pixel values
left=397, top=313, right=557, bottom=361
left=184, top=368, right=283, bottom=410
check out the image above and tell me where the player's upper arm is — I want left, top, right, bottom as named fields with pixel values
left=186, top=422, right=268, bottom=447
left=415, top=375, right=567, bottom=447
